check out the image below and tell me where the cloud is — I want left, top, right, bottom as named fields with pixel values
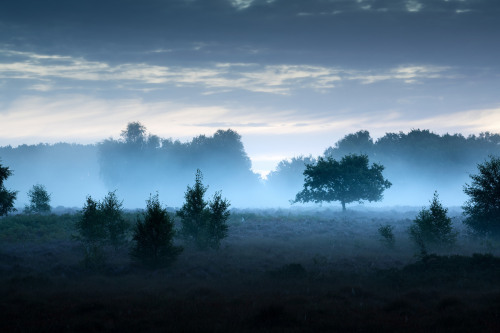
left=1, top=93, right=499, bottom=175
left=365, top=106, right=500, bottom=137
left=349, top=65, right=452, bottom=84
left=406, top=1, right=423, bottom=12
left=0, top=93, right=388, bottom=145
left=0, top=49, right=452, bottom=96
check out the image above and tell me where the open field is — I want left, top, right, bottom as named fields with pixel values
left=1, top=208, right=500, bottom=332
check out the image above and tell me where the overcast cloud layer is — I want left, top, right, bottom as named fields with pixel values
left=1, top=0, right=499, bottom=175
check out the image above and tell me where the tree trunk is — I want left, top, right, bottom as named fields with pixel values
left=341, top=201, right=346, bottom=212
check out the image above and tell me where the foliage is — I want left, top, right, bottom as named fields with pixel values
left=378, top=224, right=395, bottom=249
left=177, top=169, right=230, bottom=249
left=0, top=213, right=78, bottom=242
left=0, top=143, right=101, bottom=209
left=293, top=154, right=391, bottom=211
left=266, top=155, right=316, bottom=199
left=324, top=130, right=373, bottom=158
left=0, top=161, right=17, bottom=216
left=207, top=191, right=231, bottom=248
left=121, top=121, right=147, bottom=145
left=100, top=191, right=128, bottom=247
left=463, top=156, right=500, bottom=236
left=267, top=129, right=500, bottom=205
left=131, top=193, right=182, bottom=268
left=98, top=123, right=258, bottom=206
left=24, top=184, right=51, bottom=214
left=74, top=196, right=107, bottom=268
left=409, top=192, right=456, bottom=253
left=74, top=192, right=129, bottom=268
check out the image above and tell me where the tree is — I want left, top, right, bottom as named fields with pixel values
left=75, top=196, right=107, bottom=268
left=206, top=191, right=230, bottom=249
left=121, top=121, right=146, bottom=145
left=463, top=156, right=500, bottom=236
left=74, top=192, right=128, bottom=268
left=293, top=154, right=391, bottom=211
left=266, top=155, right=316, bottom=191
left=177, top=169, right=230, bottom=249
left=131, top=193, right=182, bottom=268
left=0, top=161, right=17, bottom=216
left=100, top=191, right=128, bottom=248
left=409, top=192, right=456, bottom=254
left=25, top=184, right=51, bottom=214
left=324, top=130, right=374, bottom=158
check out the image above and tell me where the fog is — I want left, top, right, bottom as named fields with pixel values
left=1, top=124, right=499, bottom=210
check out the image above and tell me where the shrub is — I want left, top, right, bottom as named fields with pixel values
left=100, top=191, right=128, bottom=248
left=75, top=196, right=107, bottom=268
left=378, top=224, right=395, bottom=249
left=74, top=192, right=128, bottom=268
left=177, top=169, right=230, bottom=249
left=409, top=192, right=456, bottom=254
left=24, top=184, right=51, bottom=214
left=463, top=155, right=500, bottom=237
left=130, top=193, right=182, bottom=268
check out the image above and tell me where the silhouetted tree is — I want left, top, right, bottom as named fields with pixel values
left=74, top=192, right=128, bottom=268
left=266, top=155, right=316, bottom=195
left=293, top=154, right=391, bottom=211
left=0, top=161, right=17, bottom=216
left=177, top=169, right=230, bottom=249
left=131, top=193, right=182, bottom=268
left=97, top=123, right=259, bottom=207
left=24, top=184, right=51, bottom=214
left=121, top=121, right=146, bottom=145
left=378, top=224, right=395, bottom=249
left=409, top=192, right=456, bottom=254
left=463, top=156, right=500, bottom=236
left=75, top=196, right=107, bottom=268
left=324, top=130, right=374, bottom=158
left=206, top=191, right=230, bottom=249
left=100, top=191, right=128, bottom=248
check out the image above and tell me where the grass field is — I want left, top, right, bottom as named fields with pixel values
left=1, top=208, right=499, bottom=332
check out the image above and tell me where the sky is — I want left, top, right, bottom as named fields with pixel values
left=1, top=0, right=500, bottom=177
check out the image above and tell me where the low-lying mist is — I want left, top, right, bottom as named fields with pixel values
left=1, top=124, right=499, bottom=210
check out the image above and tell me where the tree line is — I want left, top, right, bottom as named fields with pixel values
left=1, top=124, right=500, bottom=207
left=2, top=137, right=500, bottom=267
left=267, top=129, right=500, bottom=205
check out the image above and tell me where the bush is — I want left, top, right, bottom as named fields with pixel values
left=74, top=192, right=128, bottom=268
left=378, top=224, right=395, bottom=249
left=177, top=169, right=230, bottom=249
left=130, top=193, right=182, bottom=268
left=409, top=192, right=456, bottom=254
left=0, top=213, right=78, bottom=242
left=100, top=191, right=128, bottom=248
left=463, top=156, right=500, bottom=237
left=75, top=196, right=107, bottom=268
left=24, top=184, right=51, bottom=214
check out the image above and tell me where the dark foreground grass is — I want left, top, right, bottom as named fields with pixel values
left=1, top=252, right=500, bottom=332
left=1, top=210, right=500, bottom=332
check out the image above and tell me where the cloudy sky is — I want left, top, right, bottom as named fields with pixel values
left=1, top=0, right=499, bottom=176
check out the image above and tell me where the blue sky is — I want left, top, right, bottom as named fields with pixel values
left=1, top=0, right=499, bottom=176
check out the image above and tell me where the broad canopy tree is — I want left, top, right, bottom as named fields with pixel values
left=293, top=154, right=391, bottom=211
left=463, top=155, right=500, bottom=236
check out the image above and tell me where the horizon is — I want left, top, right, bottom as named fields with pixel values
left=1, top=125, right=498, bottom=179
